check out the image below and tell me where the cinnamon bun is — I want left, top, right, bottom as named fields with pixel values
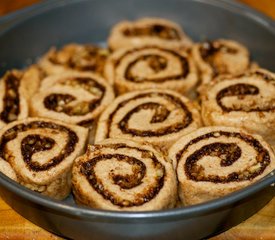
left=30, top=71, right=115, bottom=128
left=95, top=89, right=201, bottom=150
left=0, top=118, right=88, bottom=199
left=72, top=138, right=177, bottom=211
left=169, top=126, right=275, bottom=205
left=192, top=39, right=250, bottom=85
left=108, top=18, right=193, bottom=51
left=105, top=46, right=197, bottom=94
left=39, top=43, right=109, bottom=79
left=201, top=68, right=275, bottom=145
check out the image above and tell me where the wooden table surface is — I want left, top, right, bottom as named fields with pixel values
left=0, top=1, right=274, bottom=240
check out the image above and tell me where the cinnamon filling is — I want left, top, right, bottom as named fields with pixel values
left=0, top=72, right=21, bottom=123
left=48, top=45, right=108, bottom=75
left=108, top=92, right=193, bottom=137
left=21, top=134, right=55, bottom=168
left=80, top=144, right=165, bottom=207
left=175, top=131, right=270, bottom=183
left=199, top=41, right=239, bottom=76
left=43, top=77, right=105, bottom=116
left=123, top=24, right=181, bottom=40
left=116, top=47, right=189, bottom=83
left=252, top=70, right=275, bottom=81
left=0, top=121, right=78, bottom=171
left=126, top=55, right=168, bottom=81
left=216, top=83, right=275, bottom=112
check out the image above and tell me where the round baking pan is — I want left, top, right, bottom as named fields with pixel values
left=0, top=0, right=274, bottom=239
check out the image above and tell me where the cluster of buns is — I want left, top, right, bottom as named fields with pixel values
left=0, top=17, right=274, bottom=211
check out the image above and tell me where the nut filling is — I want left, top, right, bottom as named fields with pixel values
left=21, top=134, right=55, bottom=165
left=252, top=70, right=275, bottom=81
left=123, top=24, right=181, bottom=40
left=216, top=83, right=275, bottom=112
left=43, top=77, right=106, bottom=117
left=199, top=41, right=238, bottom=76
left=108, top=92, right=193, bottom=137
left=176, top=131, right=270, bottom=183
left=0, top=121, right=79, bottom=171
left=80, top=143, right=165, bottom=207
left=48, top=45, right=108, bottom=75
left=0, top=72, right=21, bottom=123
left=116, top=47, right=189, bottom=83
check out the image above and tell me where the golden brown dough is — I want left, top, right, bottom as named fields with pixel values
left=21, top=65, right=43, bottom=100
left=0, top=159, right=17, bottom=181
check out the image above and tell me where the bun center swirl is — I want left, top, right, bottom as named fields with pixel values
left=43, top=77, right=105, bottom=116
left=116, top=47, right=189, bottom=83
left=80, top=144, right=165, bottom=207
left=0, top=121, right=78, bottom=171
left=176, top=131, right=270, bottom=183
left=21, top=134, right=55, bottom=170
left=216, top=83, right=275, bottom=112
left=108, top=92, right=193, bottom=137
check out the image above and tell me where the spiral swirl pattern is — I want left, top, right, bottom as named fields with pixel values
left=105, top=46, right=197, bottom=94
left=201, top=68, right=275, bottom=144
left=31, top=72, right=114, bottom=127
left=0, top=118, right=88, bottom=199
left=95, top=89, right=201, bottom=148
left=169, top=126, right=275, bottom=205
left=72, top=138, right=177, bottom=211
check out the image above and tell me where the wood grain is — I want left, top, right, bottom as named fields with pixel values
left=0, top=198, right=60, bottom=240
left=0, top=0, right=40, bottom=16
left=212, top=198, right=275, bottom=240
left=0, top=0, right=274, bottom=239
left=239, top=0, right=275, bottom=19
